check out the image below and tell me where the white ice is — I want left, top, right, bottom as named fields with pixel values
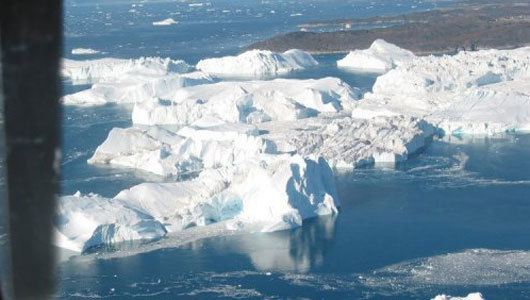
left=353, top=46, right=530, bottom=135
left=62, top=57, right=192, bottom=84
left=432, top=293, right=485, bottom=300
left=196, top=49, right=318, bottom=76
left=55, top=155, right=339, bottom=251
left=337, top=39, right=415, bottom=73
left=131, top=77, right=361, bottom=125
left=71, top=48, right=101, bottom=55
left=63, top=72, right=213, bottom=106
left=152, top=18, right=179, bottom=26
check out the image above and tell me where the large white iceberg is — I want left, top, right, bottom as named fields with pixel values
left=55, top=192, right=167, bottom=252
left=337, top=39, right=415, bottom=73
left=432, top=293, right=485, bottom=300
left=62, top=72, right=213, bottom=106
left=88, top=123, right=275, bottom=177
left=55, top=155, right=340, bottom=252
left=62, top=57, right=192, bottom=84
left=90, top=115, right=436, bottom=177
left=132, top=77, right=360, bottom=125
left=259, top=115, right=436, bottom=167
left=196, top=49, right=318, bottom=76
left=353, top=46, right=530, bottom=135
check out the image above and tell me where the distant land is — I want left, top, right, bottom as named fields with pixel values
left=247, top=0, right=530, bottom=55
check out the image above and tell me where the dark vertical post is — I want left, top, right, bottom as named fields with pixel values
left=1, top=0, right=62, bottom=299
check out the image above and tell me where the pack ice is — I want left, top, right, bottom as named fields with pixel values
left=337, top=39, right=415, bottom=73
left=132, top=77, right=361, bottom=125
left=196, top=49, right=318, bottom=76
left=353, top=46, right=530, bottom=135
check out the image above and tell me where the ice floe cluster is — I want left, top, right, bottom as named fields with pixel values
left=131, top=77, right=360, bottom=125
left=71, top=48, right=101, bottom=55
left=58, top=41, right=530, bottom=251
left=350, top=45, right=530, bottom=135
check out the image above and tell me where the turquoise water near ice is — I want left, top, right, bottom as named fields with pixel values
left=5, top=0, right=530, bottom=299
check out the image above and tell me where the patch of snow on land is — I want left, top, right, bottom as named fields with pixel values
left=152, top=18, right=178, bottom=26
left=337, top=39, right=415, bottom=73
left=432, top=293, right=485, bottom=300
left=71, top=48, right=101, bottom=55
left=353, top=46, right=530, bottom=136
left=196, top=49, right=318, bottom=76
left=131, top=77, right=361, bottom=125
left=62, top=57, right=192, bottom=84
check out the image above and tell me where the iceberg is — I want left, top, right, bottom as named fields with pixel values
left=55, top=155, right=340, bottom=252
left=62, top=57, right=192, bottom=84
left=259, top=115, right=436, bottom=167
left=152, top=18, right=178, bottom=26
left=196, top=49, right=318, bottom=76
left=131, top=77, right=360, bottom=125
left=431, top=293, right=485, bottom=300
left=337, top=39, right=415, bottom=73
left=91, top=115, right=436, bottom=176
left=88, top=123, right=275, bottom=177
left=353, top=46, right=530, bottom=135
left=55, top=192, right=167, bottom=252
left=71, top=48, right=101, bottom=55
left=62, top=72, right=213, bottom=106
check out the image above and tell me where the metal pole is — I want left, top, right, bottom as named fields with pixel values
left=1, top=0, right=62, bottom=299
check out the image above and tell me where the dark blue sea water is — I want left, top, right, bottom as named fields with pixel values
left=4, top=0, right=530, bottom=299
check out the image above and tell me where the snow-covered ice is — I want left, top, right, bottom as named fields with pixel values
left=353, top=46, right=530, bottom=135
left=196, top=49, right=318, bottom=76
left=432, top=293, right=485, bottom=300
left=259, top=115, right=436, bottom=168
left=55, top=155, right=339, bottom=251
left=55, top=192, right=167, bottom=252
left=88, top=123, right=274, bottom=177
left=132, top=77, right=360, bottom=125
left=71, top=48, right=101, bottom=55
left=337, top=39, right=415, bottom=73
left=91, top=114, right=436, bottom=177
left=63, top=72, right=212, bottom=106
left=62, top=57, right=192, bottom=84
left=152, top=18, right=179, bottom=26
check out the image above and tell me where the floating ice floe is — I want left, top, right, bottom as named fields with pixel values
left=196, top=49, right=318, bottom=76
left=90, top=114, right=436, bottom=177
left=71, top=48, right=101, bottom=55
left=88, top=122, right=274, bottom=177
left=62, top=57, right=192, bottom=84
left=55, top=192, right=167, bottom=252
left=152, top=18, right=179, bottom=26
left=259, top=115, right=436, bottom=168
left=432, top=293, right=485, bottom=300
left=63, top=72, right=213, bottom=106
left=337, top=39, right=415, bottom=73
left=55, top=154, right=339, bottom=252
left=353, top=46, right=530, bottom=135
left=132, top=77, right=360, bottom=125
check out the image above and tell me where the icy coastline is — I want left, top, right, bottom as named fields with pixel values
left=57, top=43, right=530, bottom=251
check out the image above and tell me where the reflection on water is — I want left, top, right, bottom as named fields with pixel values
left=238, top=214, right=337, bottom=273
